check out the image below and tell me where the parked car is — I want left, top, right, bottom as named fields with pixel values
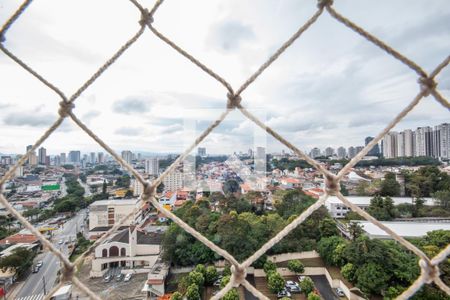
left=36, top=260, right=43, bottom=267
left=277, top=289, right=291, bottom=298
left=32, top=265, right=40, bottom=273
left=103, top=275, right=111, bottom=283
left=124, top=273, right=132, bottom=282
left=58, top=239, right=63, bottom=245
left=298, top=275, right=307, bottom=282
left=116, top=273, right=124, bottom=281
left=213, top=278, right=222, bottom=287
left=336, top=287, right=345, bottom=297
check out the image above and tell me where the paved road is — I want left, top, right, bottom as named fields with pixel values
left=78, top=179, right=92, bottom=197
left=15, top=210, right=87, bottom=299
left=310, top=275, right=339, bottom=300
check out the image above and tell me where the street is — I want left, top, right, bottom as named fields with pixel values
left=15, top=210, right=87, bottom=300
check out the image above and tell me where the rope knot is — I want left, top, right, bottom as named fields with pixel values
left=139, top=9, right=154, bottom=26
left=317, top=0, right=333, bottom=9
left=418, top=76, right=437, bottom=97
left=227, top=93, right=242, bottom=109
left=142, top=181, right=155, bottom=200
left=61, top=264, right=75, bottom=281
left=58, top=101, right=74, bottom=118
left=325, top=174, right=339, bottom=195
left=419, top=259, right=440, bottom=284
left=230, top=265, right=246, bottom=287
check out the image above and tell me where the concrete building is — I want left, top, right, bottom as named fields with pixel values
left=310, top=147, right=321, bottom=158
left=324, top=147, right=335, bottom=157
left=197, top=147, right=206, bottom=157
left=397, top=131, right=405, bottom=158
left=162, top=172, right=183, bottom=192
left=404, top=129, right=414, bottom=157
left=325, top=196, right=436, bottom=219
left=132, top=179, right=144, bottom=197
left=98, top=152, right=104, bottom=164
left=365, top=136, right=380, bottom=157
left=90, top=152, right=96, bottom=164
left=60, top=152, right=66, bottom=164
left=415, top=126, right=433, bottom=157
left=347, top=146, right=357, bottom=159
left=88, top=199, right=145, bottom=239
left=90, top=226, right=162, bottom=277
left=356, top=220, right=450, bottom=239
left=68, top=150, right=81, bottom=164
left=38, top=147, right=47, bottom=165
left=433, top=123, right=450, bottom=159
left=145, top=158, right=159, bottom=176
left=382, top=132, right=398, bottom=158
left=337, top=147, right=346, bottom=159
left=121, top=150, right=133, bottom=165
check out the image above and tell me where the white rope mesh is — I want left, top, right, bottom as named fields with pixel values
left=0, top=0, right=449, bottom=299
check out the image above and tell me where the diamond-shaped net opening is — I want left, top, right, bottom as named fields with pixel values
left=0, top=0, right=449, bottom=299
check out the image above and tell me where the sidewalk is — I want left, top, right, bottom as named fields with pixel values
left=6, top=280, right=25, bottom=299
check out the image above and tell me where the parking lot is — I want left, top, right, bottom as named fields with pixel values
left=75, top=257, right=148, bottom=299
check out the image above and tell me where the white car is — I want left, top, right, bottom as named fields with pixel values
left=336, top=287, right=345, bottom=297
left=58, top=239, right=63, bottom=244
left=36, top=260, right=43, bottom=267
left=124, top=273, right=132, bottom=282
left=277, top=289, right=291, bottom=299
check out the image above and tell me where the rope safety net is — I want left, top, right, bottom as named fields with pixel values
left=1, top=0, right=449, bottom=299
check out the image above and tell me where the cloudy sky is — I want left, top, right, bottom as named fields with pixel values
left=0, top=0, right=449, bottom=156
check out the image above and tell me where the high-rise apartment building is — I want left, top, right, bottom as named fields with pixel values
left=121, top=150, right=133, bottom=165
left=145, top=158, right=159, bottom=176
left=324, top=147, right=335, bottom=157
left=365, top=136, right=380, bottom=156
left=347, top=146, right=357, bottom=159
left=382, top=132, right=398, bottom=159
left=403, top=129, right=414, bottom=157
left=198, top=147, right=206, bottom=157
left=163, top=171, right=184, bottom=191
left=98, top=152, right=104, bottom=164
left=337, top=147, right=346, bottom=159
left=433, top=123, right=450, bottom=159
left=90, top=152, right=96, bottom=164
left=415, top=126, right=433, bottom=157
left=310, top=147, right=321, bottom=158
left=26, top=145, right=34, bottom=165
left=69, top=150, right=81, bottom=164
left=60, top=153, right=66, bottom=164
left=397, top=131, right=405, bottom=158
left=38, top=147, right=47, bottom=165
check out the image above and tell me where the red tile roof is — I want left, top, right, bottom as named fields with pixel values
left=0, top=233, right=39, bottom=245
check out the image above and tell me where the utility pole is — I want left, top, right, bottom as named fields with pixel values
left=42, top=276, right=47, bottom=295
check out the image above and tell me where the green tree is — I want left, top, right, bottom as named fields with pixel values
left=299, top=277, right=314, bottom=295
left=204, top=265, right=218, bottom=285
left=287, top=260, right=304, bottom=274
left=317, top=236, right=347, bottom=266
left=170, top=292, right=182, bottom=300
left=185, top=284, right=200, bottom=300
left=379, top=172, right=400, bottom=196
left=347, top=222, right=364, bottom=240
left=267, top=271, right=285, bottom=293
left=220, top=275, right=230, bottom=289
left=366, top=196, right=396, bottom=221
left=194, top=264, right=206, bottom=277
left=307, top=292, right=321, bottom=300
left=318, top=218, right=339, bottom=237
left=432, top=190, right=450, bottom=209
left=355, top=262, right=390, bottom=295
left=222, top=288, right=239, bottom=300
left=341, top=263, right=356, bottom=282
left=124, top=190, right=133, bottom=198
left=263, top=260, right=277, bottom=274
left=188, top=271, right=205, bottom=287
left=0, top=247, right=35, bottom=277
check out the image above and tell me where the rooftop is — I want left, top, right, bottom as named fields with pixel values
left=90, top=199, right=140, bottom=206
left=357, top=221, right=450, bottom=239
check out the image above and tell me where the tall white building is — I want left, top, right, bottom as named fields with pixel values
left=324, top=147, right=335, bottom=157
left=397, top=131, right=405, bottom=158
left=38, top=147, right=47, bottom=165
left=163, top=172, right=183, bottom=191
left=347, top=146, right=357, bottom=158
left=145, top=158, right=159, bottom=176
left=90, top=152, right=96, bottom=164
left=121, top=150, right=133, bottom=165
left=433, top=123, right=450, bottom=159
left=404, top=129, right=414, bottom=157
left=415, top=127, right=432, bottom=157
left=310, top=147, right=321, bottom=158
left=337, top=147, right=346, bottom=159
left=98, top=152, right=104, bottom=164
left=60, top=153, right=66, bottom=164
left=197, top=147, right=206, bottom=157
left=382, top=132, right=398, bottom=159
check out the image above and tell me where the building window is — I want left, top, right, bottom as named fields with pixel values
left=102, top=249, right=107, bottom=257
left=110, top=246, right=119, bottom=257
left=121, top=248, right=126, bottom=256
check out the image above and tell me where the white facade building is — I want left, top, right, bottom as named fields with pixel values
left=145, top=158, right=159, bottom=176
left=162, top=172, right=183, bottom=192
